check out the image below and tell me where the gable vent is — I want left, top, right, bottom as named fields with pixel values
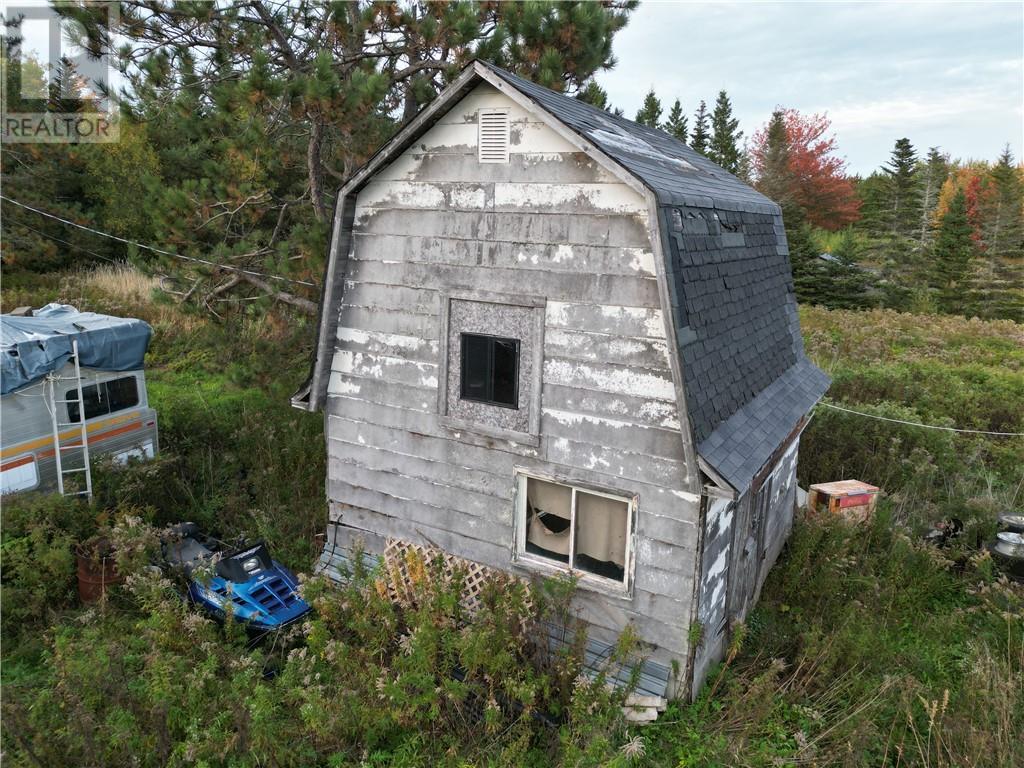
left=478, top=109, right=510, bottom=163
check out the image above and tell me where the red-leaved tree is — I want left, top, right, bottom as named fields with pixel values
left=750, top=109, right=861, bottom=230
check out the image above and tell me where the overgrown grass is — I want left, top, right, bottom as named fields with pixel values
left=2, top=270, right=1022, bottom=766
left=799, top=306, right=1023, bottom=525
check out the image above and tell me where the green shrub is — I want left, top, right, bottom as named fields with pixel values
left=0, top=495, right=96, bottom=636
left=2, top=534, right=644, bottom=767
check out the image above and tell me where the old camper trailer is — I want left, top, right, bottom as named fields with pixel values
left=1, top=304, right=158, bottom=497
left=293, top=61, right=831, bottom=704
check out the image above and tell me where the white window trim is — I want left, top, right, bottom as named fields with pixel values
left=512, top=469, right=637, bottom=598
left=477, top=108, right=510, bottom=164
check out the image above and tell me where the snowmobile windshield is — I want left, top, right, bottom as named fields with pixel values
left=216, top=542, right=274, bottom=583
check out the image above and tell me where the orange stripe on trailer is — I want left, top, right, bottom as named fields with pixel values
left=1, top=454, right=36, bottom=472
left=35, top=420, right=146, bottom=461
left=0, top=410, right=142, bottom=459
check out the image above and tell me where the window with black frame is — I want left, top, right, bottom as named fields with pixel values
left=66, top=376, right=139, bottom=422
left=460, top=333, right=519, bottom=408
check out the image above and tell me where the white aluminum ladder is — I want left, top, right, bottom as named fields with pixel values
left=47, top=340, right=93, bottom=499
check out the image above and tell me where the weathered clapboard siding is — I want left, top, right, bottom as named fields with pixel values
left=349, top=234, right=657, bottom=277
left=377, top=152, right=625, bottom=186
left=326, top=81, right=699, bottom=672
left=338, top=306, right=441, bottom=341
left=344, top=260, right=661, bottom=307
left=327, top=414, right=688, bottom=510
left=326, top=430, right=697, bottom=553
left=352, top=209, right=651, bottom=249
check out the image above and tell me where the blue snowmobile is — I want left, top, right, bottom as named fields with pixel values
left=162, top=523, right=311, bottom=632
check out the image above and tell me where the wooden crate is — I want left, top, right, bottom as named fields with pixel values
left=807, top=480, right=880, bottom=522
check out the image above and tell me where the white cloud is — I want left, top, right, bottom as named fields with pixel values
left=600, top=1, right=1023, bottom=174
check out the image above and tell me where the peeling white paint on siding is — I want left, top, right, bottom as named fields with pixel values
left=449, top=185, right=488, bottom=209
left=639, top=402, right=682, bottom=430
left=545, top=302, right=667, bottom=339
left=599, top=304, right=665, bottom=338
left=706, top=498, right=733, bottom=529
left=493, top=182, right=643, bottom=214
left=334, top=350, right=439, bottom=389
left=337, top=327, right=437, bottom=355
left=358, top=180, right=447, bottom=210
left=670, top=490, right=702, bottom=504
left=707, top=547, right=730, bottom=580
left=543, top=359, right=676, bottom=401
left=543, top=408, right=641, bottom=432
left=626, top=248, right=657, bottom=275
left=552, top=244, right=574, bottom=263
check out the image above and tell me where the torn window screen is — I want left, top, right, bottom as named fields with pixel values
left=460, top=333, right=519, bottom=408
left=522, top=475, right=630, bottom=584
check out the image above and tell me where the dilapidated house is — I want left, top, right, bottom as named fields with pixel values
left=293, top=60, right=831, bottom=702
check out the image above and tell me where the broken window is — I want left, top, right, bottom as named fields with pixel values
left=517, top=474, right=633, bottom=587
left=460, top=333, right=519, bottom=408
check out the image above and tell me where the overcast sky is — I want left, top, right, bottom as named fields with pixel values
left=600, top=1, right=1024, bottom=175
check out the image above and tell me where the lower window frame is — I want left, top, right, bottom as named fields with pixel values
left=511, top=469, right=637, bottom=598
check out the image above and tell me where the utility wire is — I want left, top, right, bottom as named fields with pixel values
left=1, top=195, right=317, bottom=288
left=5, top=216, right=119, bottom=263
left=818, top=402, right=1024, bottom=437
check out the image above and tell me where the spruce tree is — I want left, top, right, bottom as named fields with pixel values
left=755, top=110, right=792, bottom=204
left=981, top=145, right=1024, bottom=259
left=917, top=147, right=950, bottom=250
left=821, top=229, right=873, bottom=309
left=662, top=99, right=688, bottom=142
left=635, top=89, right=662, bottom=128
left=931, top=188, right=976, bottom=313
left=690, top=100, right=710, bottom=155
left=577, top=80, right=610, bottom=111
left=883, top=137, right=921, bottom=237
left=708, top=89, right=743, bottom=173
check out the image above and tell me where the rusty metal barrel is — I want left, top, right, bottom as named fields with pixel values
left=76, top=540, right=124, bottom=602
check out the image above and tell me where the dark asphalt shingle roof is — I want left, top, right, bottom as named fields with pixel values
left=487, top=64, right=830, bottom=493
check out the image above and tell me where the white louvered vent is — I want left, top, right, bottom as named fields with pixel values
left=478, top=109, right=510, bottom=163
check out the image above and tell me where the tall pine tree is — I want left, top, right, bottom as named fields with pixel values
left=883, top=138, right=922, bottom=237
left=634, top=88, right=662, bottom=127
left=662, top=99, right=688, bottom=141
left=708, top=89, right=742, bottom=173
left=931, top=188, right=976, bottom=313
left=690, top=100, right=710, bottom=155
left=59, top=0, right=637, bottom=310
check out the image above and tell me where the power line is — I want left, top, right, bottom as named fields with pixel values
left=818, top=402, right=1024, bottom=437
left=0, top=195, right=317, bottom=288
left=5, top=216, right=118, bottom=263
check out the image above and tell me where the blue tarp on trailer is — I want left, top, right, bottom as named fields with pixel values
left=1, top=304, right=152, bottom=395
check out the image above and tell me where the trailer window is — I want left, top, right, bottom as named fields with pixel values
left=66, top=376, right=139, bottom=422
left=105, top=376, right=139, bottom=412
left=516, top=474, right=633, bottom=588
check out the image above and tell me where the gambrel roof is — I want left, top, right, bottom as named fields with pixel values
left=296, top=60, right=830, bottom=496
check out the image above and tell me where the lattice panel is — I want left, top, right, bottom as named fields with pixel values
left=376, top=538, right=533, bottom=624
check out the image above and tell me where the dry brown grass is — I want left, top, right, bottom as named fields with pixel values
left=76, top=262, right=161, bottom=305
